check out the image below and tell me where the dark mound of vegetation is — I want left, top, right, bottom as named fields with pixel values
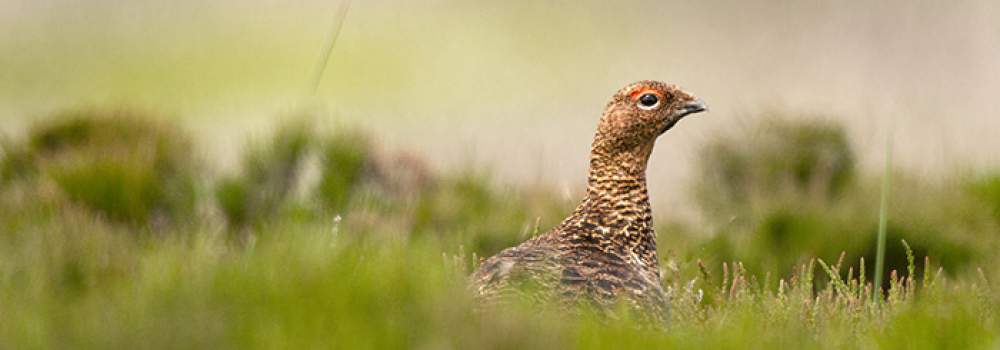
left=969, top=174, right=1000, bottom=222
left=688, top=115, right=993, bottom=283
left=215, top=121, right=314, bottom=229
left=206, top=119, right=569, bottom=254
left=694, top=116, right=855, bottom=218
left=2, top=109, right=198, bottom=227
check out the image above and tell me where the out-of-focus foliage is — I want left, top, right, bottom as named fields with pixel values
left=0, top=215, right=993, bottom=349
left=316, top=129, right=371, bottom=212
left=690, top=115, right=993, bottom=283
left=969, top=174, right=1000, bottom=222
left=0, top=110, right=998, bottom=348
left=207, top=120, right=569, bottom=255
left=216, top=121, right=312, bottom=229
left=695, top=116, right=855, bottom=218
left=1, top=109, right=197, bottom=227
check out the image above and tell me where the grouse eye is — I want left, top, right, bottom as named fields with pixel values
left=637, top=93, right=660, bottom=110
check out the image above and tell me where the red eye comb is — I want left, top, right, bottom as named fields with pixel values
left=629, top=87, right=654, bottom=100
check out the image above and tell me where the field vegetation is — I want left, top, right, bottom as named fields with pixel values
left=1, top=108, right=998, bottom=349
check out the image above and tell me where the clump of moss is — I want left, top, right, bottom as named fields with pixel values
left=16, top=109, right=198, bottom=227
left=216, top=121, right=312, bottom=229
left=315, top=129, right=372, bottom=212
left=968, top=174, right=1000, bottom=222
left=690, top=115, right=982, bottom=282
left=695, top=116, right=854, bottom=219
left=307, top=129, right=563, bottom=254
left=0, top=138, right=36, bottom=186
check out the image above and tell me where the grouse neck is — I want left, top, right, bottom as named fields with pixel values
left=563, top=141, right=659, bottom=269
left=585, top=140, right=655, bottom=197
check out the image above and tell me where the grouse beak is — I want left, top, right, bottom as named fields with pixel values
left=660, top=98, right=707, bottom=134
left=676, top=99, right=707, bottom=118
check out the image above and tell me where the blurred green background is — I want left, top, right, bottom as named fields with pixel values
left=1, top=1, right=999, bottom=348
left=3, top=0, right=999, bottom=204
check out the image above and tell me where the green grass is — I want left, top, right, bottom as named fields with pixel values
left=0, top=215, right=994, bottom=349
left=1, top=111, right=998, bottom=349
left=874, top=126, right=894, bottom=298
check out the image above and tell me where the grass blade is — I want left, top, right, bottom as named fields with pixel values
left=310, top=0, right=353, bottom=95
left=873, top=123, right=894, bottom=301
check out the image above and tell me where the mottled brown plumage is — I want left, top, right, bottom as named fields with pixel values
left=470, top=80, right=707, bottom=324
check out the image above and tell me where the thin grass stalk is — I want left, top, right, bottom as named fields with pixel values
left=310, top=0, right=353, bottom=95
left=873, top=124, right=894, bottom=301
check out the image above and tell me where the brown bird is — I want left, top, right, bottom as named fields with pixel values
left=470, top=80, right=707, bottom=324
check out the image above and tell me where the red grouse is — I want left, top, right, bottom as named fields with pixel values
left=470, top=80, right=707, bottom=323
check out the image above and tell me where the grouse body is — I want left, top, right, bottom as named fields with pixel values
left=470, top=80, right=707, bottom=323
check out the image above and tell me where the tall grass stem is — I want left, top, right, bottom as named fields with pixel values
left=310, top=0, right=352, bottom=95
left=873, top=123, right=894, bottom=300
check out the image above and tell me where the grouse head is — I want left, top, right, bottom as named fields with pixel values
left=593, top=80, right=706, bottom=155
